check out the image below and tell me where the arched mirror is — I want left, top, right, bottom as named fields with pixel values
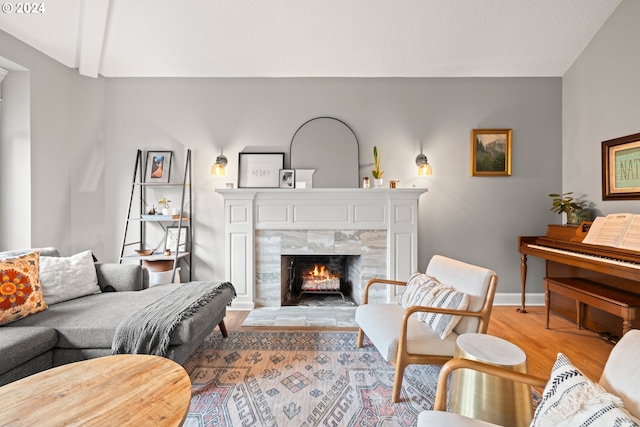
left=290, top=117, right=359, bottom=188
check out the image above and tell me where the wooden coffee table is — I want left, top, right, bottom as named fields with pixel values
left=0, top=354, right=192, bottom=426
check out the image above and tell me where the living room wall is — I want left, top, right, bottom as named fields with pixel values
left=563, top=0, right=640, bottom=214
left=0, top=27, right=566, bottom=301
left=0, top=30, right=106, bottom=255
left=104, top=77, right=561, bottom=298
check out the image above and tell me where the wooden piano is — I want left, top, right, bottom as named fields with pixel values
left=519, top=222, right=640, bottom=337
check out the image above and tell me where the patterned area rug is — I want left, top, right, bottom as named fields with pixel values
left=182, top=330, right=438, bottom=426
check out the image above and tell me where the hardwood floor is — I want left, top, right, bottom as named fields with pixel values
left=224, top=305, right=614, bottom=383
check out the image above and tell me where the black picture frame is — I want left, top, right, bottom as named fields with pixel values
left=279, top=169, right=295, bottom=189
left=145, top=151, right=173, bottom=183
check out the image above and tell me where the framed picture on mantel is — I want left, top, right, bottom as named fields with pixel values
left=238, top=153, right=285, bottom=188
left=602, top=132, right=640, bottom=200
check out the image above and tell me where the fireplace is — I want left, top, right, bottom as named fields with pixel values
left=216, top=188, right=426, bottom=309
left=281, top=255, right=360, bottom=306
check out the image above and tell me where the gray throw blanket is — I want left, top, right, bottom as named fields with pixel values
left=111, top=281, right=235, bottom=357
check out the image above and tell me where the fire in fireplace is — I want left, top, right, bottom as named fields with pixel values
left=301, top=264, right=341, bottom=292
left=281, top=255, right=360, bottom=306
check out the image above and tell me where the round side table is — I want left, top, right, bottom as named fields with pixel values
left=449, top=333, right=533, bottom=427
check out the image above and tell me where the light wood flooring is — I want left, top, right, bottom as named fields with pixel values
left=224, top=305, right=614, bottom=382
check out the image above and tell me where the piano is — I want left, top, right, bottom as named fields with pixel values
left=518, top=222, right=640, bottom=335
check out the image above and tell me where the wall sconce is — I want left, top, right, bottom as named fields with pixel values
left=211, top=154, right=228, bottom=176
left=416, top=153, right=432, bottom=176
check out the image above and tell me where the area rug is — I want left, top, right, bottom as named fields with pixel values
left=182, top=330, right=438, bottom=426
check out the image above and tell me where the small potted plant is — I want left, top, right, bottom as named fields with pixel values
left=372, top=146, right=384, bottom=188
left=158, top=197, right=179, bottom=216
left=549, top=192, right=591, bottom=224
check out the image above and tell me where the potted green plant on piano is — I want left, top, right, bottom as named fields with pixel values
left=549, top=192, right=592, bottom=225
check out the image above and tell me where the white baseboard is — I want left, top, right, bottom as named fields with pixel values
left=493, top=293, right=544, bottom=307
left=229, top=293, right=546, bottom=311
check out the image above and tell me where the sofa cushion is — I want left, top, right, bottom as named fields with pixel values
left=423, top=287, right=469, bottom=339
left=10, top=282, right=234, bottom=349
left=0, top=251, right=48, bottom=325
left=0, top=326, right=57, bottom=375
left=531, top=353, right=640, bottom=427
left=39, top=250, right=101, bottom=305
left=354, top=303, right=458, bottom=363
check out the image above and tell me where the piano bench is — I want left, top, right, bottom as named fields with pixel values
left=544, top=277, right=640, bottom=336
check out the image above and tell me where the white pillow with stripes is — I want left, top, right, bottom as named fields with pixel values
left=399, top=271, right=441, bottom=310
left=531, top=353, right=640, bottom=427
left=422, top=287, right=469, bottom=339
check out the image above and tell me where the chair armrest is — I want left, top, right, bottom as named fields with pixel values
left=361, top=278, right=407, bottom=304
left=434, top=358, right=548, bottom=411
left=404, top=305, right=488, bottom=319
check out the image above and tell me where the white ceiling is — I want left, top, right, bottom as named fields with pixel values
left=0, top=0, right=622, bottom=78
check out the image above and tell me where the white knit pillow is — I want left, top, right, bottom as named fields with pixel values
left=39, top=250, right=101, bottom=305
left=399, top=271, right=441, bottom=310
left=531, top=353, right=640, bottom=427
left=422, top=287, right=469, bottom=339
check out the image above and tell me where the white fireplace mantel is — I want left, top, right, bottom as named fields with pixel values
left=216, top=188, right=427, bottom=309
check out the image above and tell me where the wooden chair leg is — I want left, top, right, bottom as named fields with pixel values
left=218, top=320, right=228, bottom=338
left=392, top=361, right=407, bottom=403
left=357, top=329, right=364, bottom=348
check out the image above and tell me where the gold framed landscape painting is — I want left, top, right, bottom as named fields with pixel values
left=602, top=132, right=640, bottom=200
left=471, top=129, right=512, bottom=176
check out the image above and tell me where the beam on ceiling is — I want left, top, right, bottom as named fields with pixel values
left=77, top=0, right=111, bottom=78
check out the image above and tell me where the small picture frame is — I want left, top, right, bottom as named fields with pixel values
left=238, top=152, right=285, bottom=188
left=165, top=226, right=189, bottom=253
left=602, top=132, right=640, bottom=200
left=471, top=129, right=512, bottom=176
left=145, top=151, right=173, bottom=183
left=279, top=169, right=295, bottom=189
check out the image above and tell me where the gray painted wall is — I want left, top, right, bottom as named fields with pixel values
left=563, top=0, right=640, bottom=216
left=104, top=77, right=562, bottom=296
left=0, top=30, right=106, bottom=257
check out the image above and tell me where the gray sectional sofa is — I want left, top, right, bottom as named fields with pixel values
left=0, top=248, right=235, bottom=386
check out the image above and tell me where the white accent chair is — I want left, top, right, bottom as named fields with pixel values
left=355, top=255, right=498, bottom=403
left=418, top=329, right=640, bottom=426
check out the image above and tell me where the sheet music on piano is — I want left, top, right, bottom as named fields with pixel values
left=582, top=213, right=640, bottom=251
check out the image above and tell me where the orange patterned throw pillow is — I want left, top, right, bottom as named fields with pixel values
left=0, top=251, right=47, bottom=325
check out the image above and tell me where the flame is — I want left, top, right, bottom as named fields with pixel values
left=304, top=264, right=335, bottom=280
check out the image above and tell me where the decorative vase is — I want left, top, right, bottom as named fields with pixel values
left=162, top=208, right=180, bottom=216
left=373, top=178, right=384, bottom=188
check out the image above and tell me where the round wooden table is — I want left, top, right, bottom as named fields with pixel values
left=450, top=333, right=533, bottom=427
left=0, top=354, right=192, bottom=426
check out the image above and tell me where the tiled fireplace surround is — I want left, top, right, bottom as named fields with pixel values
left=257, top=229, right=386, bottom=306
left=216, top=188, right=427, bottom=310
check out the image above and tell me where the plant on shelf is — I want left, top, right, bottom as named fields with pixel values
left=372, top=146, right=384, bottom=187
left=158, top=197, right=179, bottom=216
left=158, top=197, right=171, bottom=209
left=549, top=192, right=591, bottom=224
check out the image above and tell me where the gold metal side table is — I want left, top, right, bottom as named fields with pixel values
left=450, top=333, right=533, bottom=427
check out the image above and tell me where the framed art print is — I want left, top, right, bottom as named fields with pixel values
left=145, top=151, right=173, bottom=183
left=279, top=169, right=295, bottom=188
left=238, top=153, right=285, bottom=188
left=602, top=132, right=640, bottom=200
left=471, top=129, right=512, bottom=176
left=165, top=226, right=189, bottom=253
